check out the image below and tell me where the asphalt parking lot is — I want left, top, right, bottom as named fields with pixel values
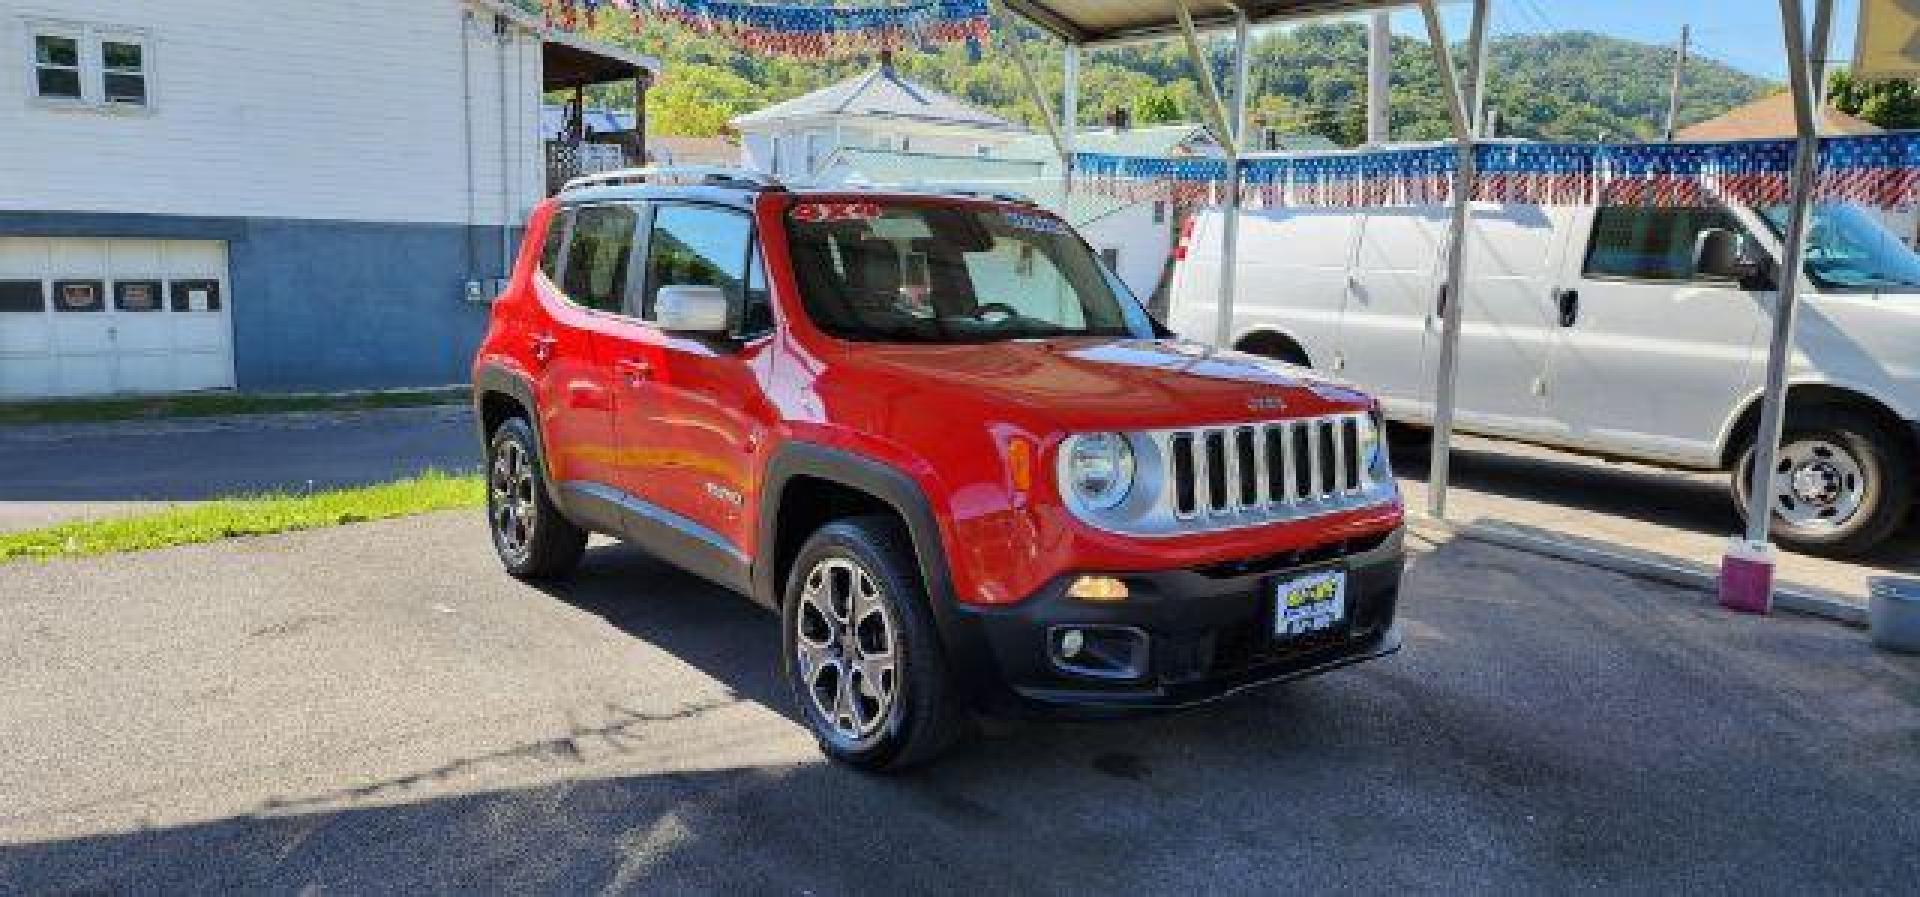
left=3, top=510, right=1915, bottom=893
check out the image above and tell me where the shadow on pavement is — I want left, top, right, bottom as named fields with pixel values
left=1394, top=434, right=1920, bottom=575
left=4, top=536, right=1918, bottom=892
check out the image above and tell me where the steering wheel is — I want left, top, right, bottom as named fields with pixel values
left=975, top=302, right=1020, bottom=323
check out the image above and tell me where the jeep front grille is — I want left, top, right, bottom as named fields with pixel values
left=1167, top=415, right=1370, bottom=519
left=1061, top=413, right=1395, bottom=537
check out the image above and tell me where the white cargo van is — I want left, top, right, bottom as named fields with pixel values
left=1168, top=200, right=1920, bottom=556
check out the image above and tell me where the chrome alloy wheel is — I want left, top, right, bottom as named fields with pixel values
left=795, top=557, right=899, bottom=742
left=489, top=439, right=537, bottom=560
left=1768, top=438, right=1866, bottom=532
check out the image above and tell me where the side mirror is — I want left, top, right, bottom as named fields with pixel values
left=654, top=285, right=730, bottom=334
left=1693, top=228, right=1764, bottom=284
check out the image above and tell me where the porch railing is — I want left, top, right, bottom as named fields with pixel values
left=546, top=139, right=640, bottom=194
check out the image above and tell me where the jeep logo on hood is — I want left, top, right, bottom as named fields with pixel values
left=1246, top=395, right=1287, bottom=413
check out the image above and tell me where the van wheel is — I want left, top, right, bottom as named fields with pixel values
left=1731, top=408, right=1912, bottom=557
left=487, top=418, right=587, bottom=579
left=781, top=516, right=965, bottom=771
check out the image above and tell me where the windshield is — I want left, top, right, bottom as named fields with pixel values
left=1761, top=203, right=1920, bottom=291
left=785, top=200, right=1156, bottom=343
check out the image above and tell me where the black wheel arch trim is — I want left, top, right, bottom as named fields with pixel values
left=472, top=363, right=566, bottom=510
left=756, top=441, right=993, bottom=699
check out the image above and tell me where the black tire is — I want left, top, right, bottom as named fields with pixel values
left=486, top=417, right=587, bottom=579
left=1731, top=407, right=1913, bottom=558
left=781, top=515, right=965, bottom=771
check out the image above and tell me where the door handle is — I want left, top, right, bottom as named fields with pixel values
left=1555, top=289, right=1580, bottom=328
left=530, top=333, right=558, bottom=362
left=615, top=358, right=653, bottom=386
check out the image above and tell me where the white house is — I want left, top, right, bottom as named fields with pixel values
left=0, top=0, right=656, bottom=397
left=731, top=61, right=1243, bottom=300
left=733, top=57, right=1028, bottom=182
left=814, top=123, right=1223, bottom=299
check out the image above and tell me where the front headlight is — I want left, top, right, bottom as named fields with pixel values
left=1062, top=432, right=1136, bottom=511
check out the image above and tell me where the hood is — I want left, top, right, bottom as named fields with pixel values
left=836, top=338, right=1375, bottom=431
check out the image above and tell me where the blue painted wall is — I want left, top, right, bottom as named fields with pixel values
left=0, top=212, right=520, bottom=392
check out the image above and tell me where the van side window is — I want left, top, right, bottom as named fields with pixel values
left=1583, top=207, right=1744, bottom=282
left=641, top=205, right=751, bottom=321
left=561, top=205, right=638, bottom=313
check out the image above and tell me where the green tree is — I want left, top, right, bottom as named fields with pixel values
left=1828, top=69, right=1920, bottom=130
left=648, top=64, right=760, bottom=136
left=1130, top=86, right=1182, bottom=124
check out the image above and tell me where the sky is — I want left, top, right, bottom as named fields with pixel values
left=1377, top=0, right=1867, bottom=81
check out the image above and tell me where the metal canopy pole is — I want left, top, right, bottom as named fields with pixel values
left=1172, top=0, right=1239, bottom=157
left=1465, top=0, right=1492, bottom=136
left=1367, top=12, right=1391, bottom=145
left=1062, top=43, right=1081, bottom=194
left=1808, top=0, right=1833, bottom=109
left=1215, top=10, right=1252, bottom=348
left=1419, top=0, right=1482, bottom=520
left=1001, top=8, right=1069, bottom=161
left=1732, top=0, right=1828, bottom=600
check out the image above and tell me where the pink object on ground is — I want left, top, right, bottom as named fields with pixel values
left=1719, top=538, right=1775, bottom=615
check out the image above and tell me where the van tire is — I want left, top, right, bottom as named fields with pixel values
left=1730, top=408, right=1912, bottom=558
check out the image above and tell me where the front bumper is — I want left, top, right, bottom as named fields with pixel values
left=945, top=527, right=1405, bottom=716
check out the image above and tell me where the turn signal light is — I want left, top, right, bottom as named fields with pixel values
left=1067, top=576, right=1129, bottom=601
left=1006, top=436, right=1035, bottom=493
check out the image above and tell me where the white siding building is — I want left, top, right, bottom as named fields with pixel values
left=733, top=59, right=1027, bottom=183
left=0, top=0, right=655, bottom=396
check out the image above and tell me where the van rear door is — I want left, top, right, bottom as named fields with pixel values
left=1337, top=207, right=1446, bottom=414
left=1166, top=209, right=1358, bottom=368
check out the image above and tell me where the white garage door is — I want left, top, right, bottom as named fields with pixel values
left=0, top=237, right=235, bottom=398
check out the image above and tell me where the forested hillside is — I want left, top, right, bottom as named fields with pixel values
left=573, top=19, right=1773, bottom=145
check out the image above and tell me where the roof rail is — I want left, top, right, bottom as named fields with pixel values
left=927, top=187, right=1039, bottom=207
left=561, top=166, right=783, bottom=193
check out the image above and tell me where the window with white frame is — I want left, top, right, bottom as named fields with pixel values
left=26, top=22, right=151, bottom=109
left=99, top=37, right=147, bottom=105
left=31, top=30, right=81, bottom=100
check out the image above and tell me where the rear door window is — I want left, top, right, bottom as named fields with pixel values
left=1583, top=207, right=1745, bottom=282
left=539, top=210, right=571, bottom=282
left=560, top=204, right=639, bottom=312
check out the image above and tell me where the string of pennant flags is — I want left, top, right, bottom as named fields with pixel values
left=538, top=0, right=989, bottom=59
left=1076, top=134, right=1920, bottom=210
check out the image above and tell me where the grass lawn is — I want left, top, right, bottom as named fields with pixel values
left=0, top=471, right=485, bottom=563
left=0, top=387, right=468, bottom=426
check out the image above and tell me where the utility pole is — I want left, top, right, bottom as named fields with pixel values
left=1663, top=24, right=1689, bottom=140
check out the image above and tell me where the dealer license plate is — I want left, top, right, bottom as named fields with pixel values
left=1275, top=569, right=1346, bottom=637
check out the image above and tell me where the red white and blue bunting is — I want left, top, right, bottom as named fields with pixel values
left=540, top=0, right=990, bottom=59
left=1077, top=133, right=1920, bottom=210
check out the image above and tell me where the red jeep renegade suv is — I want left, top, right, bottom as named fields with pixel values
left=472, top=169, right=1405, bottom=769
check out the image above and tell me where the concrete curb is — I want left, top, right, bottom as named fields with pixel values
left=1408, top=515, right=1867, bottom=626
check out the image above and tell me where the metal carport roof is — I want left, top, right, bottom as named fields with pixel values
left=1000, top=0, right=1413, bottom=46
left=996, top=0, right=1836, bottom=612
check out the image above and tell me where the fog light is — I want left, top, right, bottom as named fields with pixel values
left=1047, top=625, right=1149, bottom=680
left=1067, top=575, right=1129, bottom=601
